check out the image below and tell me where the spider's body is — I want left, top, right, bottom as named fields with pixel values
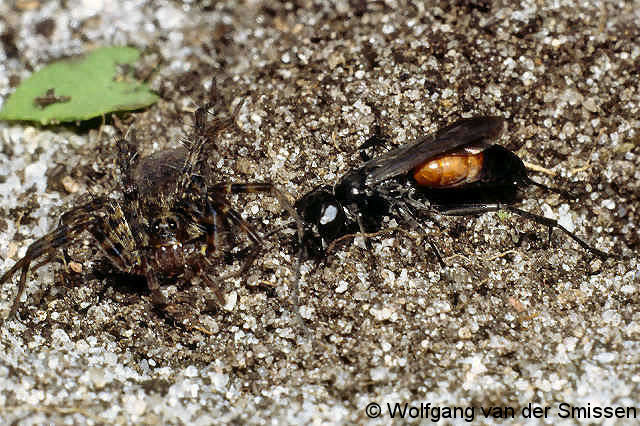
left=1, top=106, right=303, bottom=320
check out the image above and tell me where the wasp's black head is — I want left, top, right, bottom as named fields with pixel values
left=296, top=186, right=349, bottom=258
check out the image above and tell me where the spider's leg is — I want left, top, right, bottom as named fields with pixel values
left=175, top=106, right=211, bottom=197
left=88, top=201, right=171, bottom=309
left=210, top=193, right=262, bottom=241
left=211, top=182, right=305, bottom=274
left=174, top=102, right=240, bottom=195
left=116, top=135, right=140, bottom=201
left=214, top=197, right=262, bottom=274
left=209, top=182, right=304, bottom=247
left=210, top=183, right=306, bottom=329
left=178, top=193, right=261, bottom=307
left=1, top=227, right=87, bottom=319
left=1, top=198, right=106, bottom=320
left=89, top=214, right=141, bottom=271
left=144, top=266, right=168, bottom=306
left=184, top=255, right=226, bottom=306
left=201, top=194, right=263, bottom=278
left=87, top=201, right=148, bottom=279
left=199, top=197, right=235, bottom=253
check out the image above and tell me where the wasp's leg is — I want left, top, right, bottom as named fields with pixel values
left=391, top=202, right=445, bottom=267
left=504, top=206, right=612, bottom=259
left=392, top=193, right=448, bottom=265
left=352, top=212, right=389, bottom=290
left=403, top=189, right=449, bottom=232
left=432, top=203, right=611, bottom=259
left=354, top=212, right=377, bottom=251
left=359, top=107, right=390, bottom=160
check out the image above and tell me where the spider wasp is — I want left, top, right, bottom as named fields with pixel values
left=0, top=105, right=303, bottom=321
left=296, top=116, right=612, bottom=261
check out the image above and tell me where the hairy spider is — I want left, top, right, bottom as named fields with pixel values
left=1, top=105, right=303, bottom=321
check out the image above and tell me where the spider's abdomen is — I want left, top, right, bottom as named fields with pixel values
left=134, top=148, right=187, bottom=195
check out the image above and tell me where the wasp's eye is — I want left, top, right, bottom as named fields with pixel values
left=319, top=204, right=339, bottom=225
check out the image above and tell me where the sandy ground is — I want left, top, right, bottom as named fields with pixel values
left=0, top=0, right=638, bottom=424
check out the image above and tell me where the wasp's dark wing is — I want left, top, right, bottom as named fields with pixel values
left=363, top=116, right=505, bottom=186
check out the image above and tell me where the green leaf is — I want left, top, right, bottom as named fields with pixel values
left=497, top=211, right=510, bottom=221
left=0, top=46, right=158, bottom=124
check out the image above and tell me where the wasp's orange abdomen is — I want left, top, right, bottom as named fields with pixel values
left=413, top=152, right=484, bottom=188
